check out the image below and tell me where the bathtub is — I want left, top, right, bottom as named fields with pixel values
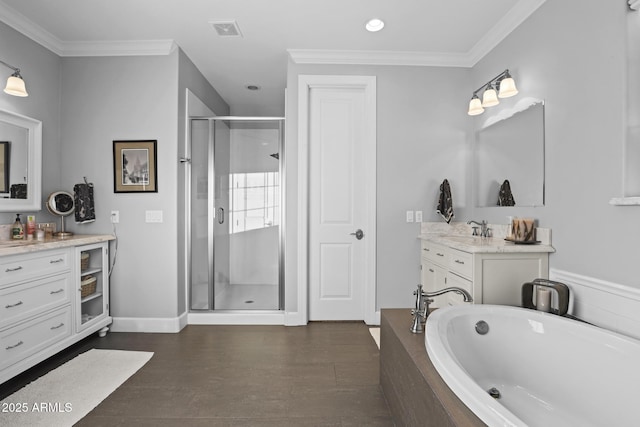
left=425, top=304, right=640, bottom=427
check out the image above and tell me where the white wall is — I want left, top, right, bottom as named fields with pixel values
left=471, top=1, right=638, bottom=288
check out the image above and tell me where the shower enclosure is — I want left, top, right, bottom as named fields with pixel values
left=189, top=117, right=284, bottom=312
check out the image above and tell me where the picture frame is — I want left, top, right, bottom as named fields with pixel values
left=113, top=140, right=157, bottom=193
left=0, top=141, right=9, bottom=194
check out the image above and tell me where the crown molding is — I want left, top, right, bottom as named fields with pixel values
left=466, top=0, right=547, bottom=66
left=0, top=1, right=65, bottom=55
left=60, top=40, right=177, bottom=57
left=1, top=0, right=545, bottom=61
left=289, top=0, right=547, bottom=68
left=0, top=2, right=176, bottom=57
left=288, top=49, right=473, bottom=67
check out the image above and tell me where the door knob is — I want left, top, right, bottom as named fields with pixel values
left=350, top=229, right=364, bottom=240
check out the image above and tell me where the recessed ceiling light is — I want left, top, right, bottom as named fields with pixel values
left=365, top=18, right=385, bottom=32
left=245, top=84, right=261, bottom=91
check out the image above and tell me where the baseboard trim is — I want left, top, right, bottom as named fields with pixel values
left=110, top=313, right=187, bottom=333
left=188, top=311, right=285, bottom=325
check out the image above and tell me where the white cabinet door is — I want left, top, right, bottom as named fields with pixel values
left=422, top=260, right=448, bottom=308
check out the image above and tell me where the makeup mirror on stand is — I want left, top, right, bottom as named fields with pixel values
left=46, top=191, right=74, bottom=237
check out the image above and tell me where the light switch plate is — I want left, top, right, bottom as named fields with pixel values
left=406, top=210, right=414, bottom=223
left=415, top=210, right=423, bottom=222
left=145, top=210, right=163, bottom=223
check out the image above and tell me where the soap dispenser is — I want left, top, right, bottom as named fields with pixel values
left=11, top=214, right=24, bottom=240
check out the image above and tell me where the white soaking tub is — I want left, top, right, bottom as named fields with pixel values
left=425, top=304, right=640, bottom=427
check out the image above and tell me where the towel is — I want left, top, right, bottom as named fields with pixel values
left=10, top=183, right=27, bottom=199
left=74, top=183, right=96, bottom=224
left=436, top=179, right=454, bottom=224
left=498, top=179, right=515, bottom=206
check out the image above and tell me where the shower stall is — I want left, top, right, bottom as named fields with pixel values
left=188, top=117, right=284, bottom=313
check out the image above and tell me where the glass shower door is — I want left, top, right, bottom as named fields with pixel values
left=190, top=118, right=283, bottom=311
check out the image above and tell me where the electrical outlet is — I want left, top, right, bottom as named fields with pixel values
left=406, top=210, right=414, bottom=223
left=415, top=210, right=423, bottom=222
left=111, top=210, right=119, bottom=223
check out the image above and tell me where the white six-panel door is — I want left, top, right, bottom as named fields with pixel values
left=297, top=75, right=377, bottom=323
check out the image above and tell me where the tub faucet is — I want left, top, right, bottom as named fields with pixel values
left=467, top=220, right=490, bottom=237
left=410, top=285, right=473, bottom=333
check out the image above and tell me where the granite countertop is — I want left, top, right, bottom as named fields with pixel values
left=0, top=234, right=115, bottom=257
left=420, top=233, right=555, bottom=254
left=419, top=221, right=555, bottom=254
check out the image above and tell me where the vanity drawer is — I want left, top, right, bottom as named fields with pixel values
left=0, top=306, right=72, bottom=370
left=0, top=273, right=71, bottom=329
left=423, top=241, right=449, bottom=266
left=449, top=248, right=473, bottom=279
left=0, top=249, right=70, bottom=287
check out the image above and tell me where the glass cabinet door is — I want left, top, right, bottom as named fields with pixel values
left=76, top=242, right=108, bottom=332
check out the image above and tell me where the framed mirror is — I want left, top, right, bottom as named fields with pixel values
left=0, top=109, right=42, bottom=211
left=474, top=99, right=545, bottom=207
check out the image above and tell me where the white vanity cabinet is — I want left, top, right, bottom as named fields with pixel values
left=421, top=238, right=551, bottom=307
left=422, top=241, right=473, bottom=307
left=0, top=235, right=113, bottom=385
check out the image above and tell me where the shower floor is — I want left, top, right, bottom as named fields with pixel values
left=191, top=282, right=279, bottom=311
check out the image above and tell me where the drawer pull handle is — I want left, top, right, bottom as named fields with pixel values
left=6, top=341, right=23, bottom=350
left=5, top=301, right=24, bottom=309
left=436, top=253, right=445, bottom=257
left=50, top=323, right=65, bottom=330
left=49, top=258, right=64, bottom=264
left=455, top=260, right=465, bottom=264
left=429, top=268, right=434, bottom=273
left=423, top=248, right=429, bottom=251
left=5, top=266, right=23, bottom=272
left=50, top=288, right=64, bottom=295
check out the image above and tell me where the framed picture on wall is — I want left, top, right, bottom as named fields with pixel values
left=113, top=140, right=158, bottom=193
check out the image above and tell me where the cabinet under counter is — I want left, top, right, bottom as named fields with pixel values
left=420, top=235, right=553, bottom=307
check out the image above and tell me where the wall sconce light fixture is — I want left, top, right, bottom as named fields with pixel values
left=0, top=60, right=28, bottom=97
left=467, top=69, right=517, bottom=116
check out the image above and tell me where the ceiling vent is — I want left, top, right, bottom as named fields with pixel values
left=210, top=21, right=243, bottom=37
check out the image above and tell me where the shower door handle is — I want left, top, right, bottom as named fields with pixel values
left=217, top=207, right=224, bottom=224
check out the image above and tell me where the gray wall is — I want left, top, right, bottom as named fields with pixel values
left=471, top=1, right=638, bottom=287
left=0, top=21, right=62, bottom=225
left=284, top=63, right=472, bottom=312
left=59, top=53, right=180, bottom=319
left=284, top=1, right=639, bottom=314
left=2, top=0, right=637, bottom=324
left=58, top=49, right=228, bottom=321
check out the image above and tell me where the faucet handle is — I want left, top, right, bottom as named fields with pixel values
left=472, top=226, right=479, bottom=236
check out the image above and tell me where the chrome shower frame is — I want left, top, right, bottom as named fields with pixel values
left=186, top=116, right=285, bottom=313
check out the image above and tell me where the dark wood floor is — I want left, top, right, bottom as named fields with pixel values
left=1, top=322, right=394, bottom=426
